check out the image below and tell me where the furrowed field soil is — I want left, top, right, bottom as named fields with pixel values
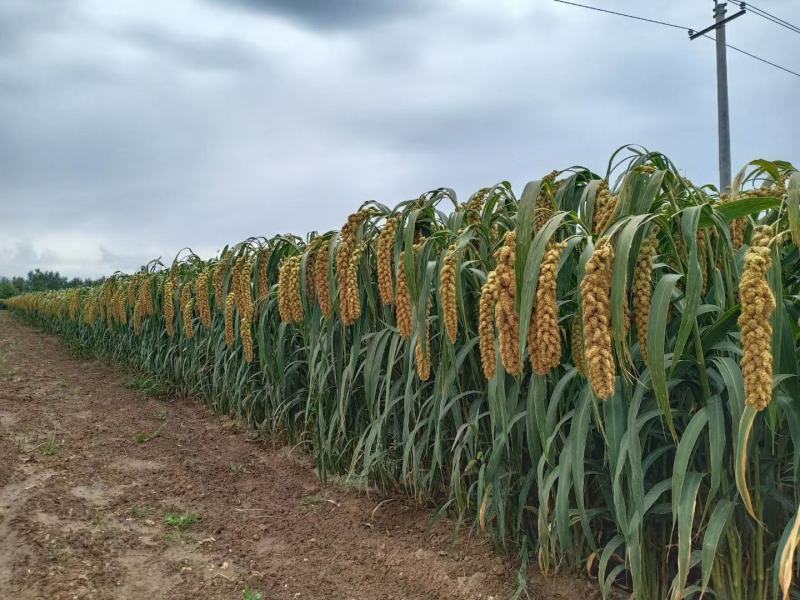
left=0, top=311, right=598, bottom=600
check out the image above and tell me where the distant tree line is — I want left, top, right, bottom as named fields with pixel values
left=0, top=269, right=105, bottom=300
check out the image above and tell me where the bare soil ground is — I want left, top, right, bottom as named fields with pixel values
left=0, top=311, right=598, bottom=600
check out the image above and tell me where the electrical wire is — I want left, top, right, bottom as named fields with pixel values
left=552, top=0, right=800, bottom=79
left=745, top=2, right=800, bottom=35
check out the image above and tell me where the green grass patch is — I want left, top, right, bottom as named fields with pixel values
left=164, top=512, right=199, bottom=531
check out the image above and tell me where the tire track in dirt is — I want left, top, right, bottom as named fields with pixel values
left=0, top=311, right=598, bottom=599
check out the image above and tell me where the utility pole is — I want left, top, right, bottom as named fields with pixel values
left=689, top=1, right=745, bottom=192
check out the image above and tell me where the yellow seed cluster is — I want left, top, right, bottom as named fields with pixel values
left=377, top=216, right=400, bottom=305
left=464, top=188, right=488, bottom=226
left=195, top=270, right=212, bottom=329
left=233, top=255, right=254, bottom=323
left=528, top=241, right=566, bottom=375
left=415, top=298, right=432, bottom=381
left=213, top=261, right=226, bottom=310
left=580, top=238, right=615, bottom=399
left=278, top=256, right=303, bottom=324
left=304, top=245, right=317, bottom=308
left=180, top=283, right=194, bottom=338
left=697, top=231, right=708, bottom=293
left=495, top=232, right=522, bottom=376
left=571, top=314, right=586, bottom=376
left=337, top=212, right=369, bottom=326
left=163, top=278, right=175, bottom=337
left=633, top=229, right=659, bottom=366
left=126, top=276, right=138, bottom=309
left=224, top=291, right=236, bottom=349
left=479, top=271, right=499, bottom=379
left=738, top=226, right=775, bottom=411
left=67, top=290, right=81, bottom=321
left=395, top=250, right=413, bottom=338
left=593, top=181, right=618, bottom=233
left=440, top=245, right=458, bottom=343
left=534, top=170, right=559, bottom=233
left=314, top=238, right=333, bottom=317
left=241, top=316, right=254, bottom=363
left=257, top=249, right=270, bottom=300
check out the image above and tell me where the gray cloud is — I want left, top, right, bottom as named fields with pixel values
left=209, top=0, right=430, bottom=29
left=0, top=0, right=797, bottom=279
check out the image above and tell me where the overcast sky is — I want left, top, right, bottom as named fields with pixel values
left=1, top=0, right=796, bottom=278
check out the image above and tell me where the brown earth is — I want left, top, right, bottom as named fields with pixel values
left=0, top=310, right=599, bottom=600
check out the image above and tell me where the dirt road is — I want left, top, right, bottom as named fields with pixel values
left=0, top=311, right=595, bottom=600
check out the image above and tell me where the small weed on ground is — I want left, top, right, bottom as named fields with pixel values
left=244, top=588, right=264, bottom=600
left=164, top=512, right=199, bottom=531
left=39, top=432, right=58, bottom=456
left=131, top=504, right=149, bottom=519
left=134, top=429, right=161, bottom=444
left=124, top=375, right=171, bottom=398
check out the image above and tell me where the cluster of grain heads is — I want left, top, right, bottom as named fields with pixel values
left=464, top=188, right=488, bottom=226
left=533, top=170, right=559, bottom=233
left=415, top=297, right=432, bottom=381
left=180, top=282, right=194, bottom=338
left=633, top=228, right=659, bottom=366
left=314, top=238, right=333, bottom=316
left=233, top=254, right=254, bottom=322
left=479, top=270, right=499, bottom=379
left=278, top=255, right=303, bottom=325
left=528, top=240, right=567, bottom=375
left=304, top=243, right=318, bottom=308
left=395, top=249, right=413, bottom=338
left=163, top=277, right=175, bottom=337
left=377, top=216, right=400, bottom=305
left=440, top=244, right=458, bottom=343
left=257, top=249, right=270, bottom=300
left=571, top=313, right=586, bottom=376
left=739, top=225, right=776, bottom=410
left=213, top=260, right=226, bottom=310
left=224, top=291, right=236, bottom=349
left=195, top=269, right=212, bottom=329
left=593, top=181, right=618, bottom=233
left=580, top=237, right=615, bottom=399
left=337, top=211, right=369, bottom=326
left=495, top=232, right=522, bottom=376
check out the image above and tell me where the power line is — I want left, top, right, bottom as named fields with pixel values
left=551, top=0, right=689, bottom=30
left=745, top=2, right=800, bottom=35
left=552, top=0, right=800, bottom=79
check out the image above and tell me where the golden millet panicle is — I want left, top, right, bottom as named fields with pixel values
left=464, top=188, right=488, bottom=226
left=224, top=291, right=236, bottom=349
left=304, top=245, right=317, bottom=308
left=633, top=229, right=659, bottom=366
left=278, top=256, right=304, bottom=325
left=195, top=269, right=212, bottom=329
left=126, top=276, right=138, bottom=309
left=377, top=216, right=400, bottom=305
left=241, top=316, right=254, bottom=363
left=738, top=226, right=775, bottom=411
left=394, top=250, right=413, bottom=338
left=180, top=282, right=194, bottom=338
left=495, top=232, right=522, bottom=376
left=213, top=261, right=226, bottom=310
left=142, top=275, right=155, bottom=316
left=533, top=170, right=559, bottom=233
left=163, top=278, right=175, bottom=337
left=336, top=211, right=368, bottom=325
left=440, top=245, right=458, bottom=343
left=593, top=181, right=618, bottom=233
left=415, top=298, right=432, bottom=381
left=315, top=238, right=333, bottom=316
left=257, top=249, right=270, bottom=300
left=571, top=313, right=586, bottom=376
left=580, top=237, right=616, bottom=399
left=479, top=270, right=499, bottom=379
left=528, top=240, right=566, bottom=375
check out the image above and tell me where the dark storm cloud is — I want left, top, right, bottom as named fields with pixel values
left=208, top=0, right=430, bottom=29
